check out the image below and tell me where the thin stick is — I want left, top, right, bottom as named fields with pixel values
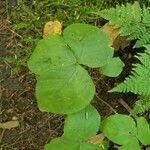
left=119, top=99, right=132, bottom=113
left=119, top=99, right=138, bottom=119
left=0, top=129, right=6, bottom=144
left=5, top=0, right=9, bottom=20
left=95, top=94, right=117, bottom=114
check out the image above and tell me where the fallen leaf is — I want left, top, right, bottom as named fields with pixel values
left=0, top=120, right=19, bottom=129
left=102, top=23, right=130, bottom=50
left=102, top=23, right=119, bottom=42
left=89, top=133, right=105, bottom=144
left=43, top=20, right=62, bottom=37
left=146, top=146, right=150, bottom=150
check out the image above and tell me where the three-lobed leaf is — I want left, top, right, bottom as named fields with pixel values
left=27, top=23, right=116, bottom=114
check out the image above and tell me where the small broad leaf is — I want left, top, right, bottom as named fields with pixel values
left=100, top=57, right=124, bottom=77
left=119, top=138, right=140, bottom=150
left=100, top=114, right=137, bottom=145
left=28, top=35, right=76, bottom=75
left=64, top=105, right=100, bottom=141
left=63, top=23, right=114, bottom=68
left=136, top=117, right=150, bottom=145
left=44, top=137, right=99, bottom=150
left=80, top=142, right=100, bottom=150
left=36, top=65, right=95, bottom=114
left=44, top=138, right=78, bottom=150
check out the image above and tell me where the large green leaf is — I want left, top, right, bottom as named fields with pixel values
left=100, top=114, right=137, bottom=145
left=136, top=117, right=150, bottom=145
left=27, top=35, right=76, bottom=75
left=36, top=65, right=95, bottom=114
left=63, top=105, right=100, bottom=141
left=44, top=138, right=99, bottom=150
left=63, top=23, right=114, bottom=68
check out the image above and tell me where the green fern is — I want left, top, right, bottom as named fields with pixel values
left=110, top=45, right=150, bottom=113
left=110, top=45, right=150, bottom=96
left=131, top=96, right=150, bottom=114
left=93, top=2, right=150, bottom=47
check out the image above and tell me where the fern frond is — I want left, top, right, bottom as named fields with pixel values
left=110, top=45, right=150, bottom=96
left=94, top=2, right=150, bottom=47
left=131, top=96, right=150, bottom=115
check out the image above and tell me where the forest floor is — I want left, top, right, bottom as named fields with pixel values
left=0, top=0, right=149, bottom=150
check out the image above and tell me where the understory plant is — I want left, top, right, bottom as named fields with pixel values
left=93, top=1, right=150, bottom=115
left=27, top=2, right=150, bottom=150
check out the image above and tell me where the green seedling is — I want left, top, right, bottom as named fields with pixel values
left=101, top=114, right=150, bottom=150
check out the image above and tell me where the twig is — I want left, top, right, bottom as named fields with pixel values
left=95, top=94, right=117, bottom=114
left=119, top=99, right=138, bottom=119
left=119, top=99, right=132, bottom=113
left=5, top=0, right=9, bottom=20
left=0, top=129, right=6, bottom=144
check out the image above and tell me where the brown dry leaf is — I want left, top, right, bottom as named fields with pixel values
left=102, top=23, right=119, bottom=43
left=146, top=146, right=150, bottom=150
left=102, top=23, right=130, bottom=50
left=43, top=20, right=62, bottom=38
left=0, top=120, right=19, bottom=129
left=89, top=133, right=105, bottom=144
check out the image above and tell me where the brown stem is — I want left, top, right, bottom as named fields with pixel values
left=95, top=94, right=117, bottom=114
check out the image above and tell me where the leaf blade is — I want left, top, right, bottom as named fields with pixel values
left=64, top=105, right=101, bottom=141
left=63, top=23, right=114, bottom=68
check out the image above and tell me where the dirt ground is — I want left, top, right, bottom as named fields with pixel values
left=0, top=2, right=64, bottom=149
left=0, top=1, right=149, bottom=150
left=0, top=20, right=137, bottom=150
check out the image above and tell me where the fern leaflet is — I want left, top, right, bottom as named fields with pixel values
left=110, top=45, right=150, bottom=96
left=93, top=2, right=150, bottom=47
left=131, top=96, right=150, bottom=114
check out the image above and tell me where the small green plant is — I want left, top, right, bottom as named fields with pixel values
left=28, top=23, right=123, bottom=114
left=101, top=114, right=150, bottom=150
left=28, top=3, right=150, bottom=149
left=27, top=23, right=125, bottom=149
